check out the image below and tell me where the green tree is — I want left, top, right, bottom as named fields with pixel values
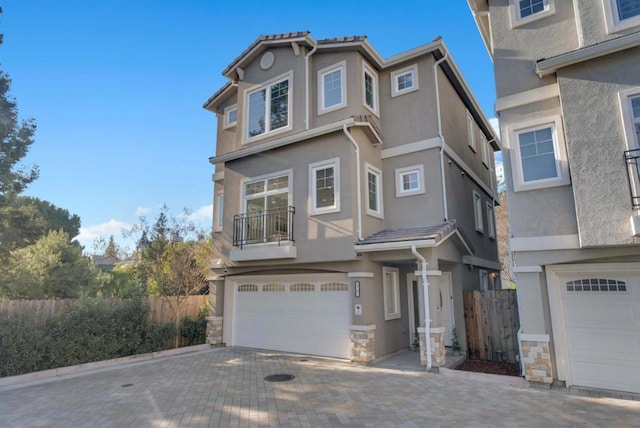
left=0, top=7, right=39, bottom=204
left=0, top=230, right=101, bottom=299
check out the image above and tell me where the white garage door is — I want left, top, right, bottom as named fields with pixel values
left=232, top=276, right=351, bottom=358
left=554, top=269, right=640, bottom=393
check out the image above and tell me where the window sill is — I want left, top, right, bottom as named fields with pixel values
left=243, top=125, right=292, bottom=145
left=512, top=176, right=571, bottom=192
left=384, top=313, right=401, bottom=321
left=391, top=87, right=418, bottom=98
left=318, top=104, right=347, bottom=116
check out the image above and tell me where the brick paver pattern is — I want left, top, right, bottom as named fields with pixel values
left=1, top=348, right=639, bottom=427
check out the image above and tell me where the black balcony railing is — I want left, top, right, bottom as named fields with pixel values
left=624, top=149, right=640, bottom=209
left=233, top=206, right=295, bottom=248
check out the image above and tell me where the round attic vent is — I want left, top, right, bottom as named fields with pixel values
left=260, top=51, right=275, bottom=70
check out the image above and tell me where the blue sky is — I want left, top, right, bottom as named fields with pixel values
left=1, top=0, right=498, bottom=252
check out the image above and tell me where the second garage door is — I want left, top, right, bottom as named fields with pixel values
left=232, top=275, right=351, bottom=358
left=550, top=266, right=640, bottom=393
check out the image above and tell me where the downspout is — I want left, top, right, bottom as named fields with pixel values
left=304, top=40, right=318, bottom=130
left=434, top=52, right=449, bottom=221
left=343, top=125, right=363, bottom=241
left=411, top=245, right=432, bottom=370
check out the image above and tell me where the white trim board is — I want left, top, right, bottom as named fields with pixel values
left=444, top=143, right=495, bottom=199
left=380, top=137, right=441, bottom=159
left=495, top=84, right=559, bottom=112
left=513, top=265, right=543, bottom=273
left=510, top=234, right=580, bottom=252
left=347, top=272, right=374, bottom=278
left=463, top=255, right=500, bottom=271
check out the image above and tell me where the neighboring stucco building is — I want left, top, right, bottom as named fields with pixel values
left=469, top=0, right=640, bottom=393
left=205, top=32, right=500, bottom=368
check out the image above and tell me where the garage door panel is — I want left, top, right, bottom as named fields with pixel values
left=233, top=277, right=351, bottom=358
left=565, top=302, right=636, bottom=326
left=573, top=360, right=640, bottom=394
left=569, top=330, right=640, bottom=360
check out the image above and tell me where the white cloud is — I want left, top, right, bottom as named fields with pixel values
left=186, top=204, right=213, bottom=222
left=495, top=162, right=505, bottom=187
left=75, top=219, right=131, bottom=249
left=489, top=117, right=500, bottom=139
left=135, top=206, right=153, bottom=216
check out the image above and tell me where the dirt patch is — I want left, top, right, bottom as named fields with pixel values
left=455, top=359, right=520, bottom=377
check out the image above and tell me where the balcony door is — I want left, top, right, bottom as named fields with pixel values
left=243, top=173, right=290, bottom=244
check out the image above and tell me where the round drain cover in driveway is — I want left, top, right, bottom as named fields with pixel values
left=264, top=374, right=295, bottom=382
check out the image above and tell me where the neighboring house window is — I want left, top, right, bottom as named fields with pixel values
left=508, top=116, right=570, bottom=192
left=605, top=0, right=640, bottom=32
left=620, top=89, right=640, bottom=148
left=318, top=61, right=346, bottom=114
left=473, top=191, right=483, bottom=233
left=509, top=0, right=555, bottom=27
left=481, top=134, right=489, bottom=167
left=467, top=111, right=476, bottom=152
left=395, top=164, right=425, bottom=197
left=246, top=72, right=291, bottom=140
left=363, top=62, right=379, bottom=114
left=486, top=201, right=495, bottom=239
left=632, top=95, right=640, bottom=144
left=366, top=164, right=383, bottom=217
left=479, top=269, right=489, bottom=291
left=243, top=171, right=291, bottom=244
left=214, top=193, right=224, bottom=231
left=223, top=105, right=237, bottom=129
left=309, top=158, right=340, bottom=214
left=383, top=266, right=401, bottom=320
left=390, top=64, right=419, bottom=97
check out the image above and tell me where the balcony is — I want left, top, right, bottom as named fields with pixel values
left=624, top=149, right=640, bottom=209
left=230, top=206, right=297, bottom=262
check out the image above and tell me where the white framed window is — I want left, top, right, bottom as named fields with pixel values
left=309, top=158, right=340, bottom=214
left=223, top=104, right=237, bottom=129
left=390, top=64, right=419, bottom=97
left=214, top=193, right=224, bottom=231
left=486, top=201, right=495, bottom=239
left=242, top=170, right=292, bottom=244
left=481, top=134, right=489, bottom=167
left=508, top=115, right=570, bottom=192
left=365, top=163, right=383, bottom=218
left=395, top=164, right=425, bottom=197
left=509, top=0, right=555, bottom=27
left=619, top=87, right=640, bottom=149
left=363, top=62, right=379, bottom=115
left=479, top=269, right=489, bottom=291
left=467, top=111, right=477, bottom=152
left=473, top=190, right=483, bottom=233
left=245, top=71, right=292, bottom=141
left=604, top=0, right=640, bottom=33
left=318, top=61, right=346, bottom=114
left=383, top=266, right=401, bottom=320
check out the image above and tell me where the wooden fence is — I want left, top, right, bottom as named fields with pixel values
left=0, top=295, right=209, bottom=327
left=463, top=290, right=520, bottom=363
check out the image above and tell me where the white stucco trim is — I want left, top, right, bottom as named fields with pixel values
left=510, top=234, right=580, bottom=251
left=347, top=272, right=374, bottom=278
left=229, top=243, right=297, bottom=261
left=380, top=137, right=441, bottom=159
left=536, top=31, right=640, bottom=76
left=495, top=84, right=560, bottom=112
left=213, top=170, right=225, bottom=182
left=350, top=324, right=376, bottom=331
left=519, top=333, right=549, bottom=343
left=509, top=0, right=556, bottom=29
left=462, top=255, right=501, bottom=271
left=415, top=270, right=442, bottom=277
left=443, top=143, right=495, bottom=198
left=429, top=327, right=446, bottom=334
left=631, top=215, right=640, bottom=237
left=513, top=265, right=543, bottom=273
left=355, top=239, right=436, bottom=252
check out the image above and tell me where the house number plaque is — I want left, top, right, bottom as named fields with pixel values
left=354, top=280, right=360, bottom=298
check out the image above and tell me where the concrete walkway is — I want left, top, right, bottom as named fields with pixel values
left=1, top=347, right=639, bottom=427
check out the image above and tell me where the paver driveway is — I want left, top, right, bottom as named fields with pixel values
left=0, top=347, right=639, bottom=427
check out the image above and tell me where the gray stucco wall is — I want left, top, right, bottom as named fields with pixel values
left=557, top=48, right=640, bottom=246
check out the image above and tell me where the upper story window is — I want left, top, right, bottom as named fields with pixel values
left=214, top=193, right=224, bottom=231
left=318, top=61, right=346, bottom=114
left=508, top=115, right=570, bottom=192
left=383, top=266, right=401, bottom=320
left=473, top=190, right=483, bottom=233
left=395, top=164, right=425, bottom=197
left=604, top=0, right=640, bottom=32
left=223, top=105, right=237, bottom=129
left=391, top=64, right=419, bottom=97
left=486, top=201, right=495, bottom=239
left=362, top=62, right=379, bottom=115
left=509, top=0, right=555, bottom=27
left=366, top=164, right=383, bottom=218
left=309, top=158, right=340, bottom=214
left=246, top=72, right=291, bottom=141
left=481, top=134, right=490, bottom=167
left=467, top=111, right=477, bottom=152
left=241, top=171, right=292, bottom=245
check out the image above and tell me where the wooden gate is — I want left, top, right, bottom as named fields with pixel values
left=463, top=290, right=520, bottom=363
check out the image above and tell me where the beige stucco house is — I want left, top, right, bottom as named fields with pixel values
left=469, top=0, right=640, bottom=393
left=205, top=32, right=500, bottom=368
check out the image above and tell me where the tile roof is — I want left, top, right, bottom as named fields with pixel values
left=358, top=221, right=458, bottom=245
left=317, top=35, right=367, bottom=44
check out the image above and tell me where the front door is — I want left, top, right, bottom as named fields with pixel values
left=406, top=273, right=420, bottom=349
left=435, top=272, right=454, bottom=346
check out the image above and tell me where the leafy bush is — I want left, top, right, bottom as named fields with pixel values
left=0, top=298, right=175, bottom=377
left=179, top=302, right=210, bottom=346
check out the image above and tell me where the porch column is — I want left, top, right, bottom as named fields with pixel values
left=350, top=325, right=376, bottom=364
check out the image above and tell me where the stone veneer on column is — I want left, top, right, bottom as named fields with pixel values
left=350, top=325, right=376, bottom=363
left=418, top=327, right=446, bottom=368
left=206, top=316, right=224, bottom=346
left=521, top=334, right=553, bottom=385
